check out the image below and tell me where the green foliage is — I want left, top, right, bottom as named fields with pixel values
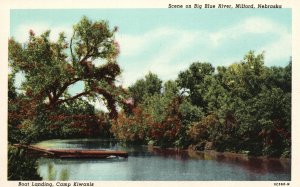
left=128, top=72, right=162, bottom=104
left=188, top=114, right=219, bottom=142
left=8, top=146, right=42, bottom=180
left=177, top=62, right=214, bottom=109
left=255, top=87, right=291, bottom=157
left=113, top=78, right=185, bottom=147
left=111, top=107, right=150, bottom=144
left=114, top=51, right=291, bottom=157
left=179, top=99, right=203, bottom=126
left=8, top=73, right=26, bottom=143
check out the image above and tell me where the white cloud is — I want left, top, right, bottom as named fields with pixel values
left=209, top=17, right=288, bottom=47
left=260, top=34, right=292, bottom=66
left=118, top=29, right=201, bottom=87
left=118, top=17, right=291, bottom=87
left=116, top=27, right=175, bottom=57
left=144, top=31, right=198, bottom=78
left=242, top=17, right=278, bottom=33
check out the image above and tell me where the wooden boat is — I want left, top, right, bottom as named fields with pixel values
left=47, top=149, right=128, bottom=158
left=13, top=144, right=128, bottom=159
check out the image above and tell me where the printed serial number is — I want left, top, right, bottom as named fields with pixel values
left=274, top=182, right=290, bottom=186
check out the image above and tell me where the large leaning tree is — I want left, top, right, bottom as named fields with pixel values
left=9, top=16, right=129, bottom=120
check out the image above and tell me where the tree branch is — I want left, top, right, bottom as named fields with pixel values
left=70, top=32, right=76, bottom=64
left=52, top=77, right=83, bottom=103
left=95, top=87, right=118, bottom=119
left=46, top=90, right=53, bottom=103
left=56, top=91, right=91, bottom=105
left=79, top=50, right=92, bottom=65
left=78, top=37, right=92, bottom=64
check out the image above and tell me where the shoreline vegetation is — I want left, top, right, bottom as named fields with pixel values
left=8, top=17, right=291, bottom=180
left=110, top=52, right=291, bottom=158
left=28, top=137, right=292, bottom=161
left=28, top=137, right=291, bottom=160
left=149, top=145, right=291, bottom=161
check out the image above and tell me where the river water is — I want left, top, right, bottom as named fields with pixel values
left=34, top=139, right=291, bottom=181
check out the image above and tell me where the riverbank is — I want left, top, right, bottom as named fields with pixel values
left=147, top=143, right=291, bottom=161
left=33, top=138, right=291, bottom=160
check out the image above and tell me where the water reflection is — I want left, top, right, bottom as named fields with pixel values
left=207, top=152, right=289, bottom=175
left=46, top=162, right=56, bottom=180
left=36, top=139, right=291, bottom=181
left=39, top=157, right=128, bottom=181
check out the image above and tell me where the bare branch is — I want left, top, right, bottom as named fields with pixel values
left=53, top=77, right=83, bottom=102
left=56, top=91, right=91, bottom=105
left=70, top=32, right=76, bottom=64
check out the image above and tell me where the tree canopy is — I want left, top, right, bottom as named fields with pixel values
left=8, top=17, right=130, bottom=143
left=9, top=16, right=125, bottom=119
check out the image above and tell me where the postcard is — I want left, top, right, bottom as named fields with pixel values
left=1, top=0, right=299, bottom=186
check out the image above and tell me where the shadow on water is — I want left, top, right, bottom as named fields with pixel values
left=185, top=149, right=290, bottom=175
left=144, top=146, right=290, bottom=176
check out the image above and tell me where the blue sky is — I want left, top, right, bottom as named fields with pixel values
left=10, top=9, right=291, bottom=92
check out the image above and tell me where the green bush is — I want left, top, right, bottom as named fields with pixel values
left=8, top=146, right=42, bottom=180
